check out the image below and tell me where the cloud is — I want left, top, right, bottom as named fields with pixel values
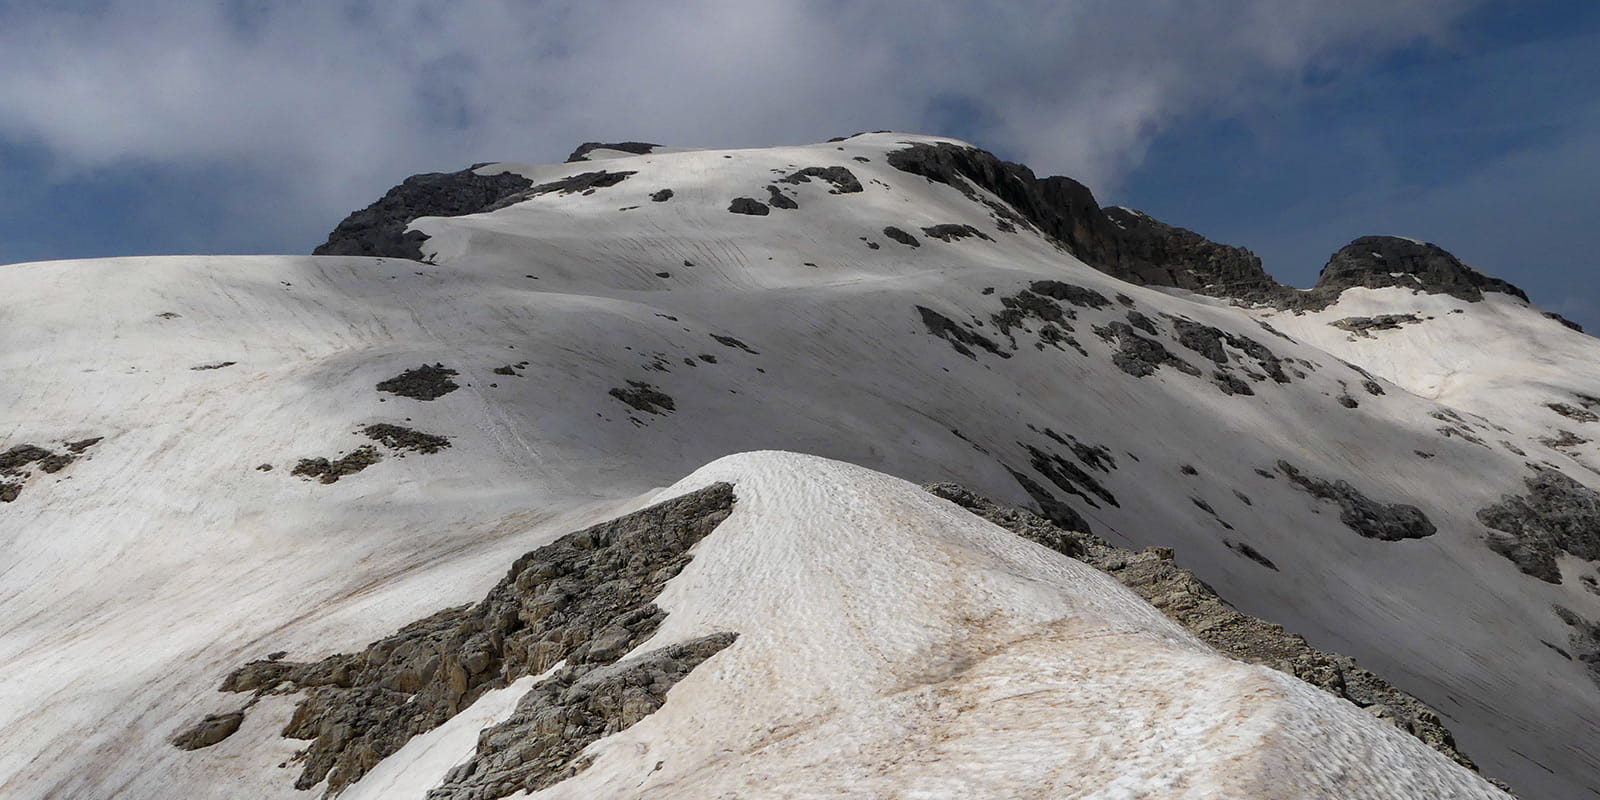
left=0, top=0, right=1487, bottom=252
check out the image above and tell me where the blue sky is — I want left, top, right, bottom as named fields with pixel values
left=1, top=1, right=1595, bottom=326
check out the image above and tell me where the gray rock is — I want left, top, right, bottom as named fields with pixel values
left=376, top=364, right=460, bottom=401
left=608, top=381, right=675, bottom=415
left=170, top=711, right=245, bottom=751
left=1311, top=236, right=1528, bottom=307
left=314, top=169, right=534, bottom=260
left=727, top=197, right=770, bottom=216
left=565, top=141, right=659, bottom=162
left=916, top=306, right=1009, bottom=360
left=426, top=633, right=737, bottom=799
left=765, top=185, right=798, bottom=210
left=776, top=166, right=863, bottom=193
left=1277, top=461, right=1436, bottom=540
left=920, top=223, right=993, bottom=242
left=881, top=226, right=919, bottom=247
left=362, top=424, right=452, bottom=454
left=1478, top=467, right=1600, bottom=583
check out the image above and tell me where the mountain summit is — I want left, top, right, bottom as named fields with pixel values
left=2, top=133, right=1596, bottom=799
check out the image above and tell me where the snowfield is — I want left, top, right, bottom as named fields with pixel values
left=0, top=133, right=1594, bottom=798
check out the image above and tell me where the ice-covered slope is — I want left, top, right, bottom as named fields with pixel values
left=1, top=133, right=1596, bottom=797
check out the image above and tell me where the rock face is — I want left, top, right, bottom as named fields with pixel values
left=314, top=169, right=533, bottom=260
left=1311, top=236, right=1529, bottom=306
left=884, top=141, right=1533, bottom=311
left=922, top=483, right=1500, bottom=786
left=1478, top=467, right=1600, bottom=583
left=428, top=633, right=738, bottom=799
left=884, top=142, right=1282, bottom=298
left=199, top=482, right=737, bottom=798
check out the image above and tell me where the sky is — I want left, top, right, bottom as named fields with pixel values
left=0, top=1, right=1595, bottom=326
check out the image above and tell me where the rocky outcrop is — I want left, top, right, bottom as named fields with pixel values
left=609, top=381, right=676, bottom=415
left=1309, top=236, right=1528, bottom=307
left=884, top=142, right=1283, bottom=298
left=1479, top=467, right=1600, bottom=583
left=376, top=364, right=460, bottom=401
left=776, top=166, right=863, bottom=193
left=565, top=141, right=659, bottom=162
left=922, top=483, right=1502, bottom=787
left=428, top=633, right=738, bottom=799
left=314, top=168, right=533, bottom=260
left=884, top=141, right=1534, bottom=313
left=0, top=437, right=101, bottom=503
left=727, top=197, right=770, bottom=216
left=197, top=482, right=737, bottom=797
left=1277, top=461, right=1436, bottom=541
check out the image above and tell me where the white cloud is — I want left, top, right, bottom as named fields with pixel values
left=0, top=0, right=1487, bottom=250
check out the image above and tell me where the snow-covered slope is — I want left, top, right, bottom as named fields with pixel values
left=1, top=133, right=1596, bottom=798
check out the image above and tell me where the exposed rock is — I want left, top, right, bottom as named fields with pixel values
left=428, top=633, right=738, bottom=799
left=609, top=381, right=675, bottom=415
left=1548, top=403, right=1600, bottom=423
left=1540, top=430, right=1589, bottom=449
left=1024, top=443, right=1118, bottom=509
left=883, top=142, right=1535, bottom=313
left=776, top=166, right=863, bottom=193
left=189, top=361, right=237, bottom=371
left=1310, top=236, right=1528, bottom=307
left=0, top=482, right=20, bottom=503
left=65, top=437, right=103, bottom=454
left=882, top=226, right=919, bottom=247
left=1545, top=311, right=1585, bottom=332
left=171, top=711, right=244, bottom=751
left=314, top=168, right=534, bottom=260
left=1126, top=310, right=1159, bottom=335
left=916, top=306, right=1009, bottom=360
left=0, top=444, right=55, bottom=475
left=291, top=446, right=382, bottom=485
left=205, top=483, right=736, bottom=797
left=1226, top=539, right=1279, bottom=570
left=922, top=483, right=1495, bottom=781
left=1092, top=321, right=1201, bottom=379
left=376, top=364, right=460, bottom=401
left=710, top=334, right=759, bottom=354
left=920, top=223, right=993, bottom=243
left=1332, top=314, right=1423, bottom=337
left=1553, top=606, right=1600, bottom=686
left=362, top=424, right=452, bottom=454
left=1002, top=467, right=1093, bottom=535
left=565, top=141, right=659, bottom=162
left=727, top=197, right=770, bottom=216
left=764, top=185, right=798, bottom=210
left=1479, top=467, right=1600, bottom=583
left=484, top=171, right=637, bottom=212
left=1278, top=461, right=1436, bottom=540
left=650, top=188, right=674, bottom=202
left=1028, top=280, right=1110, bottom=309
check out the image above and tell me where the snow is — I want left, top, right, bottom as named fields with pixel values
left=507, top=452, right=1507, bottom=799
left=342, top=669, right=556, bottom=800
left=0, top=131, right=1593, bottom=798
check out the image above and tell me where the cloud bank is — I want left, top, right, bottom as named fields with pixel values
left=0, top=0, right=1485, bottom=251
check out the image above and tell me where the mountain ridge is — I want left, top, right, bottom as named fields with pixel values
left=3, top=132, right=1597, bottom=799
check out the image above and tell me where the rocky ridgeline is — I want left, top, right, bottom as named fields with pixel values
left=181, top=483, right=738, bottom=799
left=881, top=140, right=1534, bottom=312
left=922, top=483, right=1507, bottom=791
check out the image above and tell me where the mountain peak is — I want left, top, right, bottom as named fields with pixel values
left=1312, top=235, right=1529, bottom=304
